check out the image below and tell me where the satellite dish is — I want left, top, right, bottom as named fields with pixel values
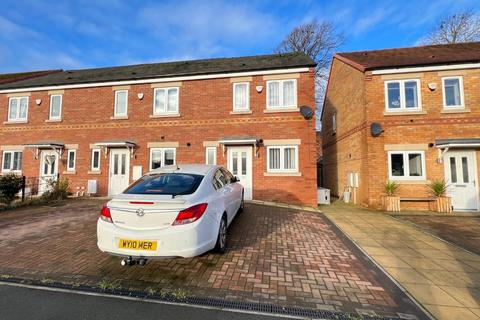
left=299, top=105, right=314, bottom=120
left=370, top=123, right=384, bottom=137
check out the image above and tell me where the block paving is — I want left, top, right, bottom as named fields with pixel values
left=0, top=199, right=425, bottom=318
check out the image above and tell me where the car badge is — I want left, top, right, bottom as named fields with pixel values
left=136, top=208, right=145, bottom=217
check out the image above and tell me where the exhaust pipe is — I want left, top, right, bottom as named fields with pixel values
left=138, top=259, right=147, bottom=266
left=121, top=257, right=134, bottom=266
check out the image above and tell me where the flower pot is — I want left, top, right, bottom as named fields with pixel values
left=431, top=196, right=452, bottom=213
left=382, top=195, right=400, bottom=212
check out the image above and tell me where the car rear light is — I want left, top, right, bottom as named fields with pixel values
left=172, top=203, right=208, bottom=226
left=129, top=201, right=154, bottom=205
left=100, top=205, right=113, bottom=223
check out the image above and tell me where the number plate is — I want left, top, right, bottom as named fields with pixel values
left=118, top=239, right=157, bottom=251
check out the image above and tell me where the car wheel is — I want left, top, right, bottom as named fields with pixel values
left=214, top=215, right=227, bottom=254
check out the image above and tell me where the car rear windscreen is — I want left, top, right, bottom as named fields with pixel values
left=124, top=173, right=204, bottom=195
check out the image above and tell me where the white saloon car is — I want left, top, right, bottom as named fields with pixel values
left=97, top=164, right=244, bottom=264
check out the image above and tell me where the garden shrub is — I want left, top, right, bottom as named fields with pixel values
left=0, top=174, right=23, bottom=204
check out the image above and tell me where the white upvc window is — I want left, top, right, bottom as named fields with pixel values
left=442, top=76, right=464, bottom=109
left=205, top=147, right=217, bottom=165
left=153, top=87, right=179, bottom=115
left=2, top=150, right=22, bottom=173
left=384, top=79, right=422, bottom=111
left=267, top=145, right=298, bottom=172
left=388, top=151, right=426, bottom=180
left=91, top=149, right=101, bottom=171
left=67, top=150, right=76, bottom=171
left=150, top=148, right=176, bottom=170
left=114, top=90, right=128, bottom=117
left=8, top=96, right=29, bottom=122
left=233, top=82, right=249, bottom=111
left=266, top=79, right=297, bottom=109
left=49, top=94, right=62, bottom=120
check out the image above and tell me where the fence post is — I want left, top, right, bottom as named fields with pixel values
left=21, top=176, right=26, bottom=201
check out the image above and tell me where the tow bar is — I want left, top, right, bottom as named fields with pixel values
left=120, top=257, right=147, bottom=266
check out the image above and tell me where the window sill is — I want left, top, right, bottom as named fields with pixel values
left=3, top=120, right=28, bottom=125
left=389, top=179, right=430, bottom=185
left=1, top=171, right=22, bottom=175
left=110, top=116, right=129, bottom=120
left=441, top=108, right=470, bottom=114
left=264, top=108, right=299, bottom=114
left=62, top=171, right=76, bottom=175
left=383, top=110, right=426, bottom=116
left=230, top=110, right=252, bottom=115
left=264, top=172, right=302, bottom=177
left=45, top=119, right=62, bottom=123
left=150, top=113, right=181, bottom=118
left=88, top=170, right=102, bottom=175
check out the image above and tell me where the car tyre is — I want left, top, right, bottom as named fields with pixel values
left=214, top=215, right=227, bottom=254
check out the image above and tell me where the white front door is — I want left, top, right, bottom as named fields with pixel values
left=444, top=150, right=478, bottom=211
left=39, top=150, right=58, bottom=194
left=108, top=149, right=130, bottom=196
left=228, top=146, right=253, bottom=200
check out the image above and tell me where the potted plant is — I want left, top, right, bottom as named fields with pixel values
left=382, top=180, right=400, bottom=212
left=428, top=179, right=452, bottom=213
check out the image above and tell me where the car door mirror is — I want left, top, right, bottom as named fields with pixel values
left=233, top=176, right=240, bottom=183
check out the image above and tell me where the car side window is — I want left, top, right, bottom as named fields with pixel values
left=221, top=168, right=234, bottom=184
left=212, top=169, right=226, bottom=190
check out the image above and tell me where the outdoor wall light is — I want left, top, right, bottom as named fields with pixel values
left=137, top=93, right=144, bottom=100
left=427, top=83, right=437, bottom=91
left=256, top=86, right=263, bottom=93
left=35, top=99, right=42, bottom=105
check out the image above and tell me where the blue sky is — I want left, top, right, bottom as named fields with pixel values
left=1, top=0, right=479, bottom=73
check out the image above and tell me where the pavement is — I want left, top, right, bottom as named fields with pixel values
left=397, top=215, right=480, bottom=256
left=0, top=198, right=426, bottom=319
left=323, top=202, right=480, bottom=320
left=0, top=283, right=284, bottom=320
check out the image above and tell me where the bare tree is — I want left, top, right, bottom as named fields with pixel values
left=275, top=20, right=344, bottom=129
left=421, top=11, right=480, bottom=45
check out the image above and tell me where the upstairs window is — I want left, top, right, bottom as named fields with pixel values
left=385, top=80, right=421, bottom=111
left=49, top=94, right=63, bottom=120
left=233, top=82, right=249, bottom=111
left=8, top=97, right=28, bottom=122
left=114, top=90, right=128, bottom=117
left=267, top=146, right=298, bottom=172
left=154, top=87, right=179, bottom=115
left=442, top=76, right=464, bottom=109
left=266, top=79, right=297, bottom=109
left=150, top=148, right=176, bottom=170
left=388, top=151, right=425, bottom=180
left=2, top=151, right=22, bottom=173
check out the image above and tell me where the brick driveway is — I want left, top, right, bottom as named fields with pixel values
left=0, top=199, right=425, bottom=318
left=398, top=215, right=480, bottom=255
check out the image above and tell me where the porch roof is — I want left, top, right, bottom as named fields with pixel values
left=435, top=138, right=480, bottom=148
left=94, top=140, right=136, bottom=148
left=23, top=141, right=65, bottom=149
left=218, top=136, right=260, bottom=145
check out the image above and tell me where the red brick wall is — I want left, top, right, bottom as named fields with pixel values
left=0, top=69, right=317, bottom=206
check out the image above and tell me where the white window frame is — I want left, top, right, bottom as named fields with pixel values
left=91, top=149, right=101, bottom=171
left=266, top=145, right=299, bottom=173
left=205, top=147, right=217, bottom=165
left=387, top=151, right=426, bottom=181
left=442, top=76, right=465, bottom=109
left=2, top=150, right=22, bottom=173
left=153, top=87, right=179, bottom=115
left=384, top=79, right=422, bottom=111
left=232, top=82, right=250, bottom=111
left=7, top=96, right=29, bottom=122
left=67, top=150, right=76, bottom=172
left=149, top=148, right=176, bottom=171
left=49, top=94, right=63, bottom=120
left=114, top=90, right=128, bottom=117
left=266, top=79, right=297, bottom=110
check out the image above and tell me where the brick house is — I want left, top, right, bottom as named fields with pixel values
left=0, top=53, right=318, bottom=205
left=322, top=42, right=480, bottom=211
